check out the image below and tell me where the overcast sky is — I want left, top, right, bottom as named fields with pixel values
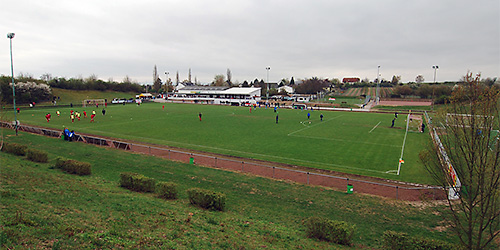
left=2, top=0, right=499, bottom=84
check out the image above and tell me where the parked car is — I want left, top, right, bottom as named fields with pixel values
left=111, top=98, right=127, bottom=104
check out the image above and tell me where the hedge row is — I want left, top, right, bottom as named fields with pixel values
left=54, top=157, right=92, bottom=176
left=119, top=173, right=178, bottom=200
left=156, top=181, right=178, bottom=199
left=119, top=172, right=156, bottom=193
left=119, top=173, right=227, bottom=211
left=187, top=188, right=226, bottom=211
left=305, top=217, right=355, bottom=246
left=383, top=230, right=460, bottom=250
left=26, top=148, right=48, bottom=163
left=2, top=143, right=50, bottom=163
left=1, top=143, right=28, bottom=156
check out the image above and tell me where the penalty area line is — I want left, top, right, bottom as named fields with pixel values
left=368, top=121, right=382, bottom=133
left=288, top=115, right=344, bottom=136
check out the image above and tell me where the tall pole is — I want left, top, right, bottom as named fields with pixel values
left=432, top=65, right=439, bottom=83
left=376, top=65, right=380, bottom=104
left=8, top=33, right=17, bottom=136
left=164, top=71, right=169, bottom=93
left=266, top=66, right=271, bottom=101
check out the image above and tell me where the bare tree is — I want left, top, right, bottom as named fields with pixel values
left=40, top=73, right=53, bottom=82
left=227, top=68, right=232, bottom=86
left=153, top=65, right=161, bottom=92
left=415, top=74, right=425, bottom=83
left=212, top=74, right=225, bottom=86
left=420, top=72, right=500, bottom=250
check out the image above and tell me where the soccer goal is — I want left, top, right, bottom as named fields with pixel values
left=83, top=99, right=105, bottom=107
left=406, top=113, right=424, bottom=133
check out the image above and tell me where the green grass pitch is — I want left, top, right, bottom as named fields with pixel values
left=4, top=102, right=432, bottom=183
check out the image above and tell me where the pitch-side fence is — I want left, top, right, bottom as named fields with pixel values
left=1, top=121, right=446, bottom=201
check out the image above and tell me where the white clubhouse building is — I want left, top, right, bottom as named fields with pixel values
left=169, top=86, right=261, bottom=106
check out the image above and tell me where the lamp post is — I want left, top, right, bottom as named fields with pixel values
left=376, top=65, right=380, bottom=104
left=7, top=32, right=17, bottom=136
left=432, top=65, right=439, bottom=83
left=164, top=71, right=169, bottom=93
left=266, top=66, right=271, bottom=101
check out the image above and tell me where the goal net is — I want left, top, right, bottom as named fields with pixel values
left=406, top=113, right=424, bottom=133
left=83, top=99, right=105, bottom=107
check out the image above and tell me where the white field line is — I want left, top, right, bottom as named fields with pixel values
left=288, top=134, right=401, bottom=148
left=288, top=115, right=344, bottom=136
left=396, top=113, right=411, bottom=175
left=83, top=128, right=391, bottom=175
left=369, top=121, right=382, bottom=133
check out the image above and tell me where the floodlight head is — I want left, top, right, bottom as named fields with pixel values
left=7, top=33, right=15, bottom=39
left=266, top=67, right=271, bottom=70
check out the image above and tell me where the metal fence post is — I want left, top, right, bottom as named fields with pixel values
left=168, top=149, right=170, bottom=159
left=273, top=166, right=275, bottom=178
left=241, top=161, right=244, bottom=172
left=396, top=186, right=399, bottom=200
left=307, top=172, right=310, bottom=185
left=214, top=157, right=217, bottom=167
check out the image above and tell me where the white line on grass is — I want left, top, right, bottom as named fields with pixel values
left=368, top=121, right=381, bottom=133
left=288, top=134, right=401, bottom=148
left=288, top=115, right=344, bottom=136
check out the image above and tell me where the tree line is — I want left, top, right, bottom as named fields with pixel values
left=0, top=74, right=143, bottom=105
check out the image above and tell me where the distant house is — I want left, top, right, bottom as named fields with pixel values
left=342, top=77, right=361, bottom=84
left=278, top=85, right=294, bottom=94
left=175, top=82, right=195, bottom=90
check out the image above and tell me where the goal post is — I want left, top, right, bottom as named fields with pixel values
left=82, top=99, right=105, bottom=107
left=406, top=112, right=424, bottom=133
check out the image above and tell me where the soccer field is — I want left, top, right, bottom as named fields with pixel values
left=4, top=102, right=432, bottom=183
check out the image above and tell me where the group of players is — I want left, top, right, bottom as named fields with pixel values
left=44, top=109, right=104, bottom=123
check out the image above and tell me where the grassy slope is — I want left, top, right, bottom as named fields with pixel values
left=1, top=130, right=458, bottom=249
left=50, top=88, right=137, bottom=105
left=3, top=102, right=433, bottom=184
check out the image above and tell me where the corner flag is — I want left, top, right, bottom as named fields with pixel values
left=399, top=158, right=405, bottom=164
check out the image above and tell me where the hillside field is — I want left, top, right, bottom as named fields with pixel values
left=1, top=130, right=459, bottom=249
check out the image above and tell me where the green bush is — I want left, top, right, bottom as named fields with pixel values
left=382, top=230, right=459, bottom=250
left=1, top=143, right=27, bottom=156
left=26, top=149, right=48, bottom=163
left=119, top=172, right=138, bottom=190
left=156, top=181, right=178, bottom=199
left=305, top=217, right=355, bottom=246
left=187, top=188, right=226, bottom=211
left=54, top=157, right=91, bottom=176
left=119, top=172, right=156, bottom=193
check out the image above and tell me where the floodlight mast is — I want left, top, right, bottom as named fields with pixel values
left=7, top=32, right=17, bottom=136
left=164, top=71, right=169, bottom=92
left=432, top=65, right=439, bottom=83
left=376, top=65, right=380, bottom=104
left=266, top=67, right=271, bottom=101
